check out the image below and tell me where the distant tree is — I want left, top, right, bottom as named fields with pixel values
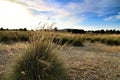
left=94, top=30, right=99, bottom=33
left=65, top=29, right=85, bottom=34
left=54, top=27, right=58, bottom=31
left=106, top=29, right=109, bottom=34
left=19, top=28, right=27, bottom=31
left=72, top=29, right=85, bottom=34
left=23, top=28, right=27, bottom=31
left=101, top=29, right=105, bottom=34
left=6, top=28, right=9, bottom=31
left=115, top=30, right=120, bottom=34
left=19, top=28, right=22, bottom=31
left=113, top=29, right=116, bottom=33
left=0, top=27, right=4, bottom=30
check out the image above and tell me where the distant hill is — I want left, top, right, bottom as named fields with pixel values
left=61, top=28, right=86, bottom=34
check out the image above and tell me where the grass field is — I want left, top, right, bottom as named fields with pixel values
left=0, top=31, right=120, bottom=80
left=0, top=31, right=120, bottom=46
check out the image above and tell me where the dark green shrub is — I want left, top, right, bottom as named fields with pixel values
left=89, top=38, right=100, bottom=43
left=94, top=38, right=100, bottom=41
left=53, top=36, right=84, bottom=46
left=72, top=39, right=83, bottom=46
left=90, top=39, right=96, bottom=43
left=100, top=38, right=106, bottom=43
left=53, top=37, right=71, bottom=45
left=60, top=37, right=69, bottom=45
left=18, top=34, right=29, bottom=41
left=105, top=39, right=120, bottom=46
left=106, top=39, right=113, bottom=45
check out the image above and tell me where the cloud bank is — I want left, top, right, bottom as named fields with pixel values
left=1, top=0, right=120, bottom=30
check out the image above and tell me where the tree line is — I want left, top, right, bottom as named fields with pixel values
left=88, top=29, right=120, bottom=34
left=1, top=27, right=120, bottom=34
left=0, top=27, right=27, bottom=31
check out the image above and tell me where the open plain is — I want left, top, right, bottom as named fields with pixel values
left=0, top=42, right=120, bottom=80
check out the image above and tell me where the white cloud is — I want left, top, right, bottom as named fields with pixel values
left=8, top=0, right=114, bottom=29
left=104, top=17, right=113, bottom=21
left=19, top=0, right=85, bottom=29
left=31, top=0, right=71, bottom=18
left=104, top=12, right=120, bottom=21
left=116, top=12, right=120, bottom=19
left=1, top=0, right=120, bottom=30
left=0, top=0, right=39, bottom=29
left=66, top=0, right=120, bottom=16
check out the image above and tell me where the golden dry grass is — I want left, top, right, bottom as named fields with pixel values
left=1, top=42, right=120, bottom=80
left=0, top=31, right=120, bottom=80
left=1, top=30, right=67, bottom=80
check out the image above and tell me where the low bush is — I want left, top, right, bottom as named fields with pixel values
left=2, top=31, right=66, bottom=80
left=53, top=36, right=83, bottom=46
left=90, top=38, right=96, bottom=43
left=105, top=39, right=120, bottom=46
left=0, top=31, right=29, bottom=43
left=72, top=39, right=83, bottom=46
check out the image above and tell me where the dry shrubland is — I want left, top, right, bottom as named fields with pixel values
left=0, top=30, right=120, bottom=80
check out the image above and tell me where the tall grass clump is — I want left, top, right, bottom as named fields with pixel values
left=53, top=36, right=83, bottom=46
left=2, top=25, right=66, bottom=80
left=104, top=38, right=120, bottom=46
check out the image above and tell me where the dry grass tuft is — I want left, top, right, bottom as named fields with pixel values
left=2, top=24, right=66, bottom=80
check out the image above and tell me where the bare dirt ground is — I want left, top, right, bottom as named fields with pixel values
left=60, top=43, right=120, bottom=80
left=0, top=42, right=120, bottom=80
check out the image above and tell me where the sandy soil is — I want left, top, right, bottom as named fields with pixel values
left=60, top=43, right=120, bottom=80
left=0, top=42, right=120, bottom=80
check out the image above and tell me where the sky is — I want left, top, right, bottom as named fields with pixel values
left=0, top=0, right=120, bottom=30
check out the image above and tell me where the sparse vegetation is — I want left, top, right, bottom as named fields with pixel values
left=0, top=29, right=120, bottom=80
left=0, top=31, right=29, bottom=43
left=1, top=27, right=66, bottom=80
left=0, top=29, right=120, bottom=46
left=80, top=34, right=120, bottom=46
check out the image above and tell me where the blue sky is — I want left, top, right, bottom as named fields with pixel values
left=0, top=0, right=120, bottom=30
